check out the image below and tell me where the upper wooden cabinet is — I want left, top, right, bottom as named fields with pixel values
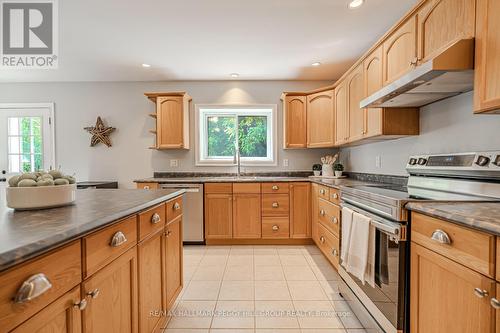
left=363, top=46, right=384, bottom=138
left=383, top=16, right=417, bottom=86
left=474, top=0, right=500, bottom=114
left=306, top=90, right=335, bottom=148
left=416, top=0, right=475, bottom=63
left=347, top=63, right=365, bottom=142
left=145, top=92, right=191, bottom=149
left=334, top=81, right=349, bottom=146
left=283, top=95, right=307, bottom=148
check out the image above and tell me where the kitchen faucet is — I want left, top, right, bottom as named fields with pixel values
left=233, top=147, right=241, bottom=177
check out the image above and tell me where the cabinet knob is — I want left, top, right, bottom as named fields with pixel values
left=151, top=213, right=161, bottom=224
left=272, top=202, right=279, bottom=208
left=473, top=288, right=489, bottom=298
left=320, top=189, right=325, bottom=194
left=272, top=225, right=279, bottom=231
left=13, top=273, right=52, bottom=303
left=331, top=217, right=338, bottom=224
left=173, top=202, right=181, bottom=210
left=410, top=57, right=418, bottom=66
left=332, top=249, right=338, bottom=257
left=87, top=288, right=100, bottom=299
left=74, top=299, right=88, bottom=311
left=320, top=236, right=325, bottom=244
left=110, top=231, right=127, bottom=247
left=166, top=230, right=172, bottom=237
left=490, top=297, right=500, bottom=310
left=430, top=229, right=451, bottom=245
left=320, top=210, right=326, bottom=216
left=272, top=185, right=279, bottom=190
left=143, top=186, right=150, bottom=190
left=331, top=193, right=338, bottom=199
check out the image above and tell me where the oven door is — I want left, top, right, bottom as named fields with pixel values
left=339, top=201, right=408, bottom=333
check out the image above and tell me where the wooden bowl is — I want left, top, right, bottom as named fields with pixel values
left=6, top=184, right=77, bottom=210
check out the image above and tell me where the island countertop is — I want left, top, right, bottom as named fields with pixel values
left=0, top=188, right=185, bottom=272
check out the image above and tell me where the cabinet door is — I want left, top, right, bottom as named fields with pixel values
left=290, top=183, right=311, bottom=239
left=334, top=81, right=348, bottom=146
left=138, top=231, right=165, bottom=333
left=474, top=0, right=500, bottom=114
left=306, top=90, right=335, bottom=148
left=205, top=194, right=233, bottom=239
left=11, top=287, right=82, bottom=333
left=165, top=217, right=183, bottom=310
left=82, top=247, right=138, bottom=333
left=410, top=242, right=495, bottom=333
left=347, top=63, right=365, bottom=142
left=363, top=46, right=383, bottom=138
left=283, top=96, right=307, bottom=148
left=383, top=16, right=417, bottom=86
left=232, top=194, right=261, bottom=239
left=157, top=96, right=184, bottom=149
left=311, top=183, right=319, bottom=244
left=417, top=0, right=475, bottom=63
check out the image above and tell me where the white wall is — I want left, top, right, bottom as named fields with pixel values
left=0, top=81, right=336, bottom=188
left=341, top=92, right=500, bottom=176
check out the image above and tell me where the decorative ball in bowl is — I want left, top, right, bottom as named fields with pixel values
left=6, top=170, right=77, bottom=210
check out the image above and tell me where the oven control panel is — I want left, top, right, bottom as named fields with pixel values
left=406, top=151, right=500, bottom=175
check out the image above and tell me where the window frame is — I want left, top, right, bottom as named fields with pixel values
left=195, top=104, right=277, bottom=166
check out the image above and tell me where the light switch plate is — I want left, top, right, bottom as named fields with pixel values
left=170, top=159, right=179, bottom=167
left=375, top=156, right=381, bottom=168
left=283, top=159, right=289, bottom=167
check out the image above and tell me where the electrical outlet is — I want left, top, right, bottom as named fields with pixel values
left=283, top=159, right=289, bottom=167
left=375, top=156, right=381, bottom=168
left=170, top=159, right=179, bottom=167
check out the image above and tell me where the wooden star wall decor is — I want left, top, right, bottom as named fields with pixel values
left=84, top=117, right=116, bottom=147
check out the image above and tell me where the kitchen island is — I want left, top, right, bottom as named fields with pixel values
left=0, top=188, right=185, bottom=333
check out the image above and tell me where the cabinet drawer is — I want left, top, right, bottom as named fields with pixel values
left=83, top=216, right=137, bottom=277
left=0, top=241, right=82, bottom=333
left=167, top=197, right=183, bottom=222
left=233, top=183, right=261, bottom=194
left=318, top=198, right=340, bottom=237
left=205, top=183, right=232, bottom=194
left=412, top=212, right=495, bottom=277
left=138, top=203, right=166, bottom=241
left=318, top=185, right=330, bottom=200
left=136, top=182, right=158, bottom=190
left=262, top=194, right=290, bottom=216
left=262, top=217, right=290, bottom=239
left=497, top=238, right=500, bottom=282
left=317, top=223, right=340, bottom=269
left=262, top=183, right=290, bottom=194
left=329, top=188, right=340, bottom=205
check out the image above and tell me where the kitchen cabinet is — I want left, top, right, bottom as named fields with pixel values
left=136, top=182, right=159, bottom=190
left=82, top=247, right=138, bottom=333
left=347, top=63, right=365, bottom=142
left=145, top=92, right=191, bottom=149
left=205, top=193, right=233, bottom=239
left=474, top=0, right=500, bottom=114
left=165, top=217, right=183, bottom=310
left=410, top=242, right=495, bottom=333
left=290, top=182, right=311, bottom=239
left=416, top=0, right=475, bottom=63
left=363, top=46, right=384, bottom=138
left=311, top=183, right=319, bottom=244
left=283, top=95, right=307, bottom=148
left=334, top=80, right=349, bottom=146
left=306, top=90, right=335, bottom=148
left=232, top=193, right=262, bottom=239
left=382, top=16, right=417, bottom=86
left=496, top=284, right=500, bottom=329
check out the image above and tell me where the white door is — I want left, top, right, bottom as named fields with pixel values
left=0, top=104, right=55, bottom=181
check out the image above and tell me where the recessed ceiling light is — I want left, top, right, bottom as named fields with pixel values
left=142, top=63, right=151, bottom=68
left=348, top=0, right=365, bottom=9
left=230, top=73, right=239, bottom=78
left=311, top=62, right=322, bottom=67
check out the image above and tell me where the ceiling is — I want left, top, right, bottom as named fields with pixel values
left=0, top=0, right=417, bottom=82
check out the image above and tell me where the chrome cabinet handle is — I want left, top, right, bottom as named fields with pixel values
left=331, top=193, right=338, bottom=199
left=87, top=289, right=100, bottom=299
left=272, top=202, right=279, bottom=208
left=151, top=213, right=161, bottom=224
left=319, top=189, right=325, bottom=194
left=74, top=299, right=88, bottom=310
left=13, top=273, right=53, bottom=303
left=272, top=185, right=279, bottom=190
left=320, top=236, right=325, bottom=243
left=331, top=217, right=338, bottom=224
left=320, top=209, right=326, bottom=216
left=430, top=229, right=451, bottom=245
left=490, top=297, right=500, bottom=310
left=272, top=225, right=279, bottom=231
left=474, top=288, right=489, bottom=298
left=110, top=231, right=127, bottom=247
left=173, top=202, right=181, bottom=210
left=332, top=249, right=338, bottom=257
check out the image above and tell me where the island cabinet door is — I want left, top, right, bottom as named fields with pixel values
left=165, top=217, right=183, bottom=310
left=410, top=242, right=495, bottom=333
left=232, top=194, right=262, bottom=239
left=82, top=247, right=138, bottom=333
left=290, top=183, right=311, bottom=239
left=205, top=193, right=233, bottom=239
left=138, top=231, right=165, bottom=333
left=11, top=286, right=82, bottom=333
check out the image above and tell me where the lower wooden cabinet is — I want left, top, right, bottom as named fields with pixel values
left=82, top=247, right=138, bottom=333
left=165, top=217, right=183, bottom=310
left=311, top=183, right=319, bottom=244
left=136, top=183, right=159, bottom=190
left=232, top=194, right=262, bottom=239
left=410, top=242, right=496, bottom=333
left=11, top=286, right=82, bottom=333
left=205, top=193, right=233, bottom=239
left=290, top=183, right=311, bottom=239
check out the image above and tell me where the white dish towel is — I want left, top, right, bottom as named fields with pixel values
left=345, top=212, right=376, bottom=286
left=340, top=206, right=354, bottom=266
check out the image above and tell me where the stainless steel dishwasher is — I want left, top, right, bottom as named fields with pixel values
left=160, top=183, right=204, bottom=244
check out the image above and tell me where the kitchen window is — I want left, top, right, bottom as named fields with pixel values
left=196, top=105, right=276, bottom=166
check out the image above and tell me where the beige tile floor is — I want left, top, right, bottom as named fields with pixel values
left=163, top=245, right=369, bottom=333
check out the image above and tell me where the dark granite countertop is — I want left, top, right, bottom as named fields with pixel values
left=0, top=188, right=185, bottom=272
left=406, top=201, right=500, bottom=236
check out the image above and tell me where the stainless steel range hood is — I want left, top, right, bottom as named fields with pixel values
left=360, top=39, right=475, bottom=108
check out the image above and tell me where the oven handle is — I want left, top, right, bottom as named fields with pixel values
left=342, top=201, right=406, bottom=242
